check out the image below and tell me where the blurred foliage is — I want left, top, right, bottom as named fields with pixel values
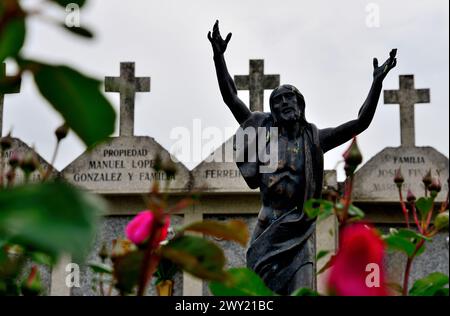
left=209, top=268, right=274, bottom=296
left=409, top=272, right=449, bottom=296
left=1, top=0, right=115, bottom=147
left=1, top=0, right=114, bottom=296
left=0, top=181, right=105, bottom=295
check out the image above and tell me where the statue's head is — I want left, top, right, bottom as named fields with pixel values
left=269, top=84, right=306, bottom=125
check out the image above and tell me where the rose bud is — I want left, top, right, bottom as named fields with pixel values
left=342, top=138, right=363, bottom=177
left=55, top=123, right=69, bottom=141
left=434, top=211, right=449, bottom=231
left=422, top=169, right=432, bottom=189
left=0, top=133, right=13, bottom=151
left=393, top=168, right=404, bottom=189
left=429, top=178, right=442, bottom=195
left=8, top=151, right=21, bottom=169
left=406, top=189, right=416, bottom=203
left=20, top=152, right=39, bottom=174
left=125, top=210, right=170, bottom=246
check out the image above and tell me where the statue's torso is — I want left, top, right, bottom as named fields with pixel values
left=260, top=133, right=306, bottom=211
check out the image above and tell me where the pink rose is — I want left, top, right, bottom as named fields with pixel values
left=125, top=210, right=170, bottom=246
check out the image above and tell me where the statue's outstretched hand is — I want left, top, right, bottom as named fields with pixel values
left=208, top=20, right=232, bottom=55
left=373, top=49, right=397, bottom=82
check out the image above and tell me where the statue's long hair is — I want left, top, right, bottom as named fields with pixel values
left=269, top=84, right=307, bottom=126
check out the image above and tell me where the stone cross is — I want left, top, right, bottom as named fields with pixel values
left=105, top=62, right=150, bottom=137
left=384, top=75, right=430, bottom=147
left=234, top=60, right=280, bottom=112
left=0, top=63, right=21, bottom=137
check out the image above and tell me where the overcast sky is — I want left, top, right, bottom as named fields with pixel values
left=3, top=0, right=449, bottom=180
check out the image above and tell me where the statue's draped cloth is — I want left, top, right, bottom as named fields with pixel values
left=234, top=112, right=324, bottom=293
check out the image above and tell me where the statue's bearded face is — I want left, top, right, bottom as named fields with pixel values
left=270, top=91, right=302, bottom=124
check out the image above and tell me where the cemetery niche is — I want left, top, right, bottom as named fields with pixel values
left=62, top=62, right=191, bottom=195
left=59, top=62, right=193, bottom=296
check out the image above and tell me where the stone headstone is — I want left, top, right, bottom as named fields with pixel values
left=191, top=136, right=257, bottom=193
left=353, top=75, right=448, bottom=202
left=1, top=63, right=57, bottom=184
left=62, top=136, right=191, bottom=194
left=2, top=138, right=57, bottom=184
left=62, top=62, right=191, bottom=194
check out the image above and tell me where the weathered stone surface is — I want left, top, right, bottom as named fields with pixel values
left=234, top=60, right=280, bottom=112
left=1, top=138, right=57, bottom=184
left=72, top=215, right=184, bottom=296
left=62, top=136, right=191, bottom=194
left=353, top=147, right=448, bottom=202
left=105, top=62, right=150, bottom=137
left=191, top=137, right=258, bottom=193
left=356, top=74, right=448, bottom=202
left=384, top=75, right=430, bottom=147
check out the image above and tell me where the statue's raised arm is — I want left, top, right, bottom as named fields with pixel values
left=319, top=49, right=397, bottom=153
left=208, top=21, right=251, bottom=124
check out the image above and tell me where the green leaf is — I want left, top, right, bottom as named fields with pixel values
left=409, top=272, right=449, bottom=296
left=304, top=199, right=334, bottom=221
left=348, top=204, right=365, bottom=219
left=88, top=262, right=113, bottom=275
left=291, top=287, right=320, bottom=296
left=416, top=197, right=434, bottom=218
left=209, top=268, right=274, bottom=296
left=181, top=220, right=249, bottom=246
left=50, top=0, right=87, bottom=8
left=396, top=228, right=430, bottom=240
left=0, top=17, right=26, bottom=62
left=383, top=229, right=427, bottom=257
left=154, top=257, right=179, bottom=284
left=112, top=250, right=144, bottom=294
left=30, top=252, right=55, bottom=266
left=383, top=234, right=416, bottom=257
left=317, top=255, right=335, bottom=275
left=316, top=250, right=330, bottom=261
left=0, top=181, right=104, bottom=262
left=62, top=24, right=94, bottom=38
left=161, top=235, right=228, bottom=282
left=29, top=62, right=115, bottom=147
left=434, top=288, right=449, bottom=296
